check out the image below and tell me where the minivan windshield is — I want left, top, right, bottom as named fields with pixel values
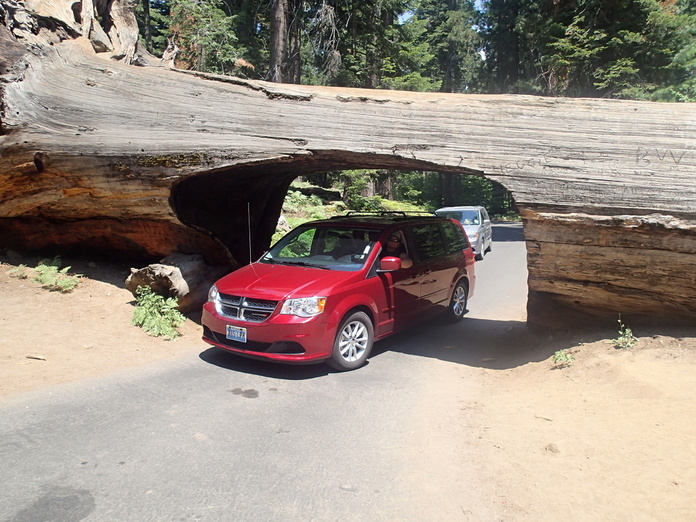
left=437, top=209, right=480, bottom=225
left=260, top=225, right=381, bottom=271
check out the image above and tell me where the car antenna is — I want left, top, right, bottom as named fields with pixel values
left=247, top=202, right=253, bottom=265
left=247, top=202, right=262, bottom=278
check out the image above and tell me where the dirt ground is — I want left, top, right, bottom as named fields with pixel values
left=2, top=255, right=695, bottom=520
left=0, top=255, right=202, bottom=397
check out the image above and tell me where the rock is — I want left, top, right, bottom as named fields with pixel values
left=125, top=253, right=228, bottom=314
left=544, top=443, right=561, bottom=454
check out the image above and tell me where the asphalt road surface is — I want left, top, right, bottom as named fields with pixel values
left=0, top=222, right=528, bottom=522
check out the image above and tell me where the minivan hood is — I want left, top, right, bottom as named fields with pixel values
left=215, top=262, right=355, bottom=301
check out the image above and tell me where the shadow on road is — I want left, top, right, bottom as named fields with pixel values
left=490, top=221, right=525, bottom=242
left=199, top=347, right=331, bottom=379
left=371, top=316, right=617, bottom=371
left=199, top=317, right=619, bottom=377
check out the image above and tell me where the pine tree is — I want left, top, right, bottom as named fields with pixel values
left=414, top=0, right=484, bottom=93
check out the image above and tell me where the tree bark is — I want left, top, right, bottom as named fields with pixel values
left=268, top=0, right=289, bottom=82
left=287, top=0, right=302, bottom=84
left=1, top=1, right=696, bottom=328
left=364, top=0, right=381, bottom=89
left=142, top=0, right=152, bottom=53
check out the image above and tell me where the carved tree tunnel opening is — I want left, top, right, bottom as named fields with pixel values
left=170, top=152, right=521, bottom=271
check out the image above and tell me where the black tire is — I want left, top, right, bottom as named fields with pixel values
left=445, top=280, right=468, bottom=322
left=327, top=311, right=374, bottom=371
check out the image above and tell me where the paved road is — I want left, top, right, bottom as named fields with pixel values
left=0, top=223, right=527, bottom=522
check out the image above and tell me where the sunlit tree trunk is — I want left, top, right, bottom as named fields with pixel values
left=364, top=0, right=381, bottom=89
left=288, top=0, right=302, bottom=84
left=269, top=0, right=289, bottom=82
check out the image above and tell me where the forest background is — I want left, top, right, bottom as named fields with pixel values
left=135, top=0, right=696, bottom=214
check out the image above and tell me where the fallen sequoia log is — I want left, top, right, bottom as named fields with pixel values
left=1, top=1, right=695, bottom=327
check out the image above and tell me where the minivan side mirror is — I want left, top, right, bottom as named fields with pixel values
left=378, top=256, right=402, bottom=272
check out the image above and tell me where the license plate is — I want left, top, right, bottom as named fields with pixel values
left=226, top=325, right=247, bottom=343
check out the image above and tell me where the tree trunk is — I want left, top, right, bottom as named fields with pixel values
left=142, top=0, right=152, bottom=53
left=1, top=1, right=696, bottom=328
left=441, top=173, right=456, bottom=207
left=287, top=0, right=302, bottom=84
left=365, top=0, right=381, bottom=89
left=268, top=0, right=289, bottom=83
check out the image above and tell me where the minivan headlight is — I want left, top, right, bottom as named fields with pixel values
left=280, top=297, right=327, bottom=317
left=208, top=284, right=219, bottom=303
left=468, top=232, right=479, bottom=241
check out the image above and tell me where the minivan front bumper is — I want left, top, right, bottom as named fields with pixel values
left=201, top=301, right=334, bottom=363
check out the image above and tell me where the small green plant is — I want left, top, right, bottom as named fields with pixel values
left=132, top=285, right=186, bottom=340
left=8, top=264, right=28, bottom=279
left=613, top=315, right=637, bottom=349
left=32, top=257, right=80, bottom=293
left=39, top=255, right=62, bottom=268
left=552, top=349, right=575, bottom=368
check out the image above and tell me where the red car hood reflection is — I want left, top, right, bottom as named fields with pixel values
left=215, top=262, right=355, bottom=300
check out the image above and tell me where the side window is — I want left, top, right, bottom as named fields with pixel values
left=482, top=208, right=490, bottom=222
left=410, top=224, right=446, bottom=261
left=441, top=221, right=468, bottom=253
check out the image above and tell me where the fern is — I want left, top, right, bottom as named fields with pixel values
left=132, top=286, right=186, bottom=340
left=32, top=258, right=80, bottom=292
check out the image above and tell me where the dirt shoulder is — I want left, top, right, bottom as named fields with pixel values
left=2, top=256, right=695, bottom=519
left=0, top=256, right=203, bottom=398
left=468, top=331, right=696, bottom=519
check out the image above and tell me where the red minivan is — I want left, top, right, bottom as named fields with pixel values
left=202, top=213, right=476, bottom=370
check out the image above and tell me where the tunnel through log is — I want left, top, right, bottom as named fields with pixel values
left=170, top=168, right=296, bottom=265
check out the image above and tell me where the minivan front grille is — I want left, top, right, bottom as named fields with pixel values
left=217, top=293, right=278, bottom=323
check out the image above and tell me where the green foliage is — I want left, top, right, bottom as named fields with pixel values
left=341, top=170, right=381, bottom=211
left=136, top=0, right=696, bottom=99
left=379, top=198, right=428, bottom=213
left=613, top=315, right=638, bottom=349
left=132, top=286, right=186, bottom=340
left=482, top=0, right=695, bottom=98
left=278, top=228, right=316, bottom=257
left=135, top=0, right=171, bottom=55
left=135, top=0, right=695, bottom=99
left=282, top=190, right=324, bottom=215
left=168, top=0, right=247, bottom=74
left=552, top=349, right=575, bottom=368
left=414, top=0, right=484, bottom=93
left=32, top=257, right=80, bottom=293
left=302, top=168, right=516, bottom=219
left=8, top=264, right=28, bottom=279
left=393, top=171, right=500, bottom=211
left=381, top=17, right=442, bottom=92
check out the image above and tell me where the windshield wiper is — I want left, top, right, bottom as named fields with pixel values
left=261, top=258, right=329, bottom=269
left=288, top=261, right=330, bottom=269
